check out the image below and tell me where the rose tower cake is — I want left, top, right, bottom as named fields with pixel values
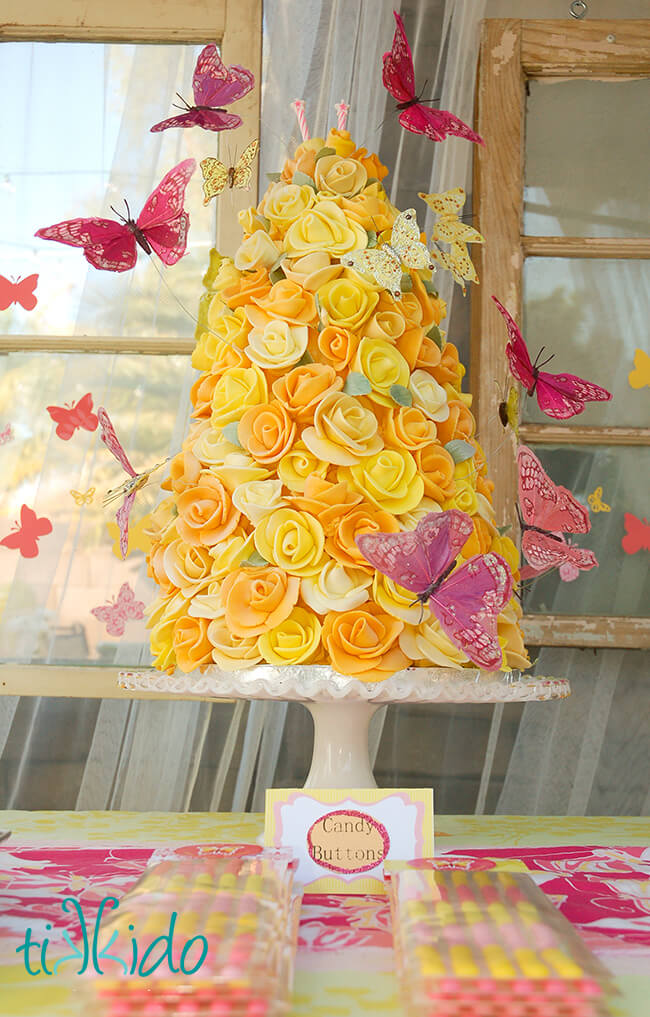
left=144, top=127, right=530, bottom=683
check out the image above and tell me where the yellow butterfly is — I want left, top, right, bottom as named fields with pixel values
left=342, top=208, right=434, bottom=300
left=429, top=240, right=478, bottom=295
left=628, top=348, right=650, bottom=389
left=106, top=512, right=153, bottom=559
left=497, top=384, right=519, bottom=435
left=419, top=188, right=484, bottom=293
left=587, top=486, right=611, bottom=513
left=70, top=487, right=95, bottom=506
left=200, top=140, right=260, bottom=204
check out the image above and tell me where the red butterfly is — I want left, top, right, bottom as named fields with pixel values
left=0, top=505, right=53, bottom=558
left=517, top=446, right=597, bottom=582
left=382, top=11, right=484, bottom=146
left=35, top=159, right=196, bottom=273
left=492, top=296, right=612, bottom=420
left=621, top=514, right=650, bottom=555
left=151, top=44, right=254, bottom=133
left=46, top=392, right=99, bottom=440
left=0, top=274, right=39, bottom=311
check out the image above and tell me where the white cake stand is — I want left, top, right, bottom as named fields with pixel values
left=120, top=665, right=570, bottom=789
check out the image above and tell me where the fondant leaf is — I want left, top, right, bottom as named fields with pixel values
left=314, top=146, right=336, bottom=162
left=221, top=422, right=242, bottom=448
left=400, top=273, right=413, bottom=292
left=366, top=229, right=378, bottom=248
left=297, top=350, right=314, bottom=366
left=241, top=551, right=269, bottom=568
left=293, top=171, right=317, bottom=191
left=423, top=279, right=438, bottom=296
left=445, top=439, right=475, bottom=464
left=344, top=372, right=372, bottom=396
left=497, top=524, right=512, bottom=536
left=390, top=384, right=412, bottom=407
left=427, top=324, right=445, bottom=349
left=266, top=172, right=281, bottom=182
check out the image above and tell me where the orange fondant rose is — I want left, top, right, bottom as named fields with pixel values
left=173, top=615, right=213, bottom=673
left=327, top=504, right=400, bottom=571
left=322, top=602, right=408, bottom=682
left=272, top=363, right=343, bottom=422
left=415, top=336, right=443, bottom=372
left=460, top=515, right=494, bottom=559
left=381, top=405, right=438, bottom=451
left=288, top=475, right=363, bottom=535
left=221, top=267, right=272, bottom=309
left=161, top=449, right=201, bottom=494
left=317, top=325, right=359, bottom=373
left=220, top=566, right=299, bottom=638
left=238, top=401, right=297, bottom=465
left=429, top=341, right=464, bottom=387
left=176, top=472, right=240, bottom=547
left=281, top=137, right=325, bottom=182
left=191, top=371, right=221, bottom=419
left=414, top=445, right=456, bottom=503
left=351, top=146, right=389, bottom=181
left=247, top=278, right=317, bottom=327
left=435, top=400, right=476, bottom=445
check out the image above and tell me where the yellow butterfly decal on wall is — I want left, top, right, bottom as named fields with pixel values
left=69, top=487, right=95, bottom=505
left=419, top=187, right=485, bottom=294
left=587, top=486, right=611, bottom=513
left=200, top=140, right=260, bottom=204
left=342, top=208, right=434, bottom=300
left=628, top=348, right=650, bottom=389
left=106, top=512, right=153, bottom=559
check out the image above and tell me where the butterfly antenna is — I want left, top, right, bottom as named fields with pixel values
left=536, top=352, right=555, bottom=370
left=124, top=199, right=131, bottom=221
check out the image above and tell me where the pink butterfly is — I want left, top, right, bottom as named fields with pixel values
left=35, top=159, right=196, bottom=273
left=0, top=273, right=39, bottom=311
left=151, top=44, right=254, bottom=133
left=0, top=423, right=13, bottom=444
left=91, top=582, right=145, bottom=637
left=621, top=513, right=650, bottom=555
left=492, top=296, right=612, bottom=420
left=0, top=505, right=53, bottom=558
left=382, top=12, right=484, bottom=146
left=517, top=445, right=598, bottom=582
left=98, top=407, right=168, bottom=560
left=46, top=392, right=98, bottom=440
left=356, top=509, right=512, bottom=671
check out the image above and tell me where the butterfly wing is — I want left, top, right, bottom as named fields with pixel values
left=0, top=275, right=15, bottom=311
left=517, top=445, right=590, bottom=533
left=430, top=552, right=513, bottom=670
left=433, top=216, right=484, bottom=246
left=91, top=602, right=125, bottom=637
left=0, top=505, right=52, bottom=558
left=621, top=513, right=650, bottom=555
left=200, top=157, right=229, bottom=203
left=342, top=247, right=403, bottom=300
left=418, top=188, right=467, bottom=216
left=15, top=274, right=39, bottom=311
left=150, top=109, right=242, bottom=133
left=628, top=348, right=650, bottom=389
left=35, top=219, right=137, bottom=273
left=115, top=492, right=136, bottom=560
left=192, top=44, right=255, bottom=107
left=97, top=407, right=137, bottom=477
left=232, top=139, right=260, bottom=189
left=535, top=370, right=612, bottom=420
left=49, top=393, right=97, bottom=441
left=136, top=159, right=196, bottom=265
left=116, top=581, right=145, bottom=621
left=491, top=295, right=536, bottom=391
left=382, top=11, right=415, bottom=104
left=391, top=209, right=434, bottom=271
left=521, top=531, right=597, bottom=578
left=399, top=104, right=484, bottom=146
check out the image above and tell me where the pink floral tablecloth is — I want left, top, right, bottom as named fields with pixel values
left=0, top=812, right=648, bottom=1017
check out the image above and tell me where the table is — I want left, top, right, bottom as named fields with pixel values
left=0, top=812, right=649, bottom=1017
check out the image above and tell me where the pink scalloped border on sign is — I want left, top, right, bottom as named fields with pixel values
left=306, top=809, right=390, bottom=875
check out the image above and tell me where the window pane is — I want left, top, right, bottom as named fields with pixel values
left=524, top=79, right=650, bottom=238
left=522, top=258, right=649, bottom=427
left=0, top=41, right=213, bottom=337
left=0, top=352, right=193, bottom=665
left=522, top=445, right=649, bottom=618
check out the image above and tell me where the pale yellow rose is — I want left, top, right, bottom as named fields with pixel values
left=301, top=561, right=371, bottom=614
left=490, top=534, right=520, bottom=579
left=353, top=337, right=410, bottom=407
left=302, top=391, right=383, bottom=466
left=211, top=365, right=268, bottom=428
left=340, top=448, right=424, bottom=515
left=277, top=441, right=328, bottom=492
left=373, top=572, right=423, bottom=625
left=209, top=257, right=241, bottom=296
left=261, top=181, right=315, bottom=233
left=163, top=539, right=214, bottom=598
left=234, top=230, right=281, bottom=271
left=192, top=306, right=250, bottom=372
left=208, top=531, right=255, bottom=579
left=146, top=589, right=188, bottom=630
left=188, top=579, right=224, bottom=620
left=207, top=618, right=263, bottom=670
left=315, top=155, right=367, bottom=197
left=282, top=252, right=343, bottom=291
left=191, top=431, right=237, bottom=469
left=145, top=496, right=178, bottom=545
left=258, top=606, right=321, bottom=666
left=245, top=319, right=308, bottom=370
left=409, top=369, right=451, bottom=422
left=317, top=275, right=378, bottom=331
left=399, top=617, right=470, bottom=668
left=398, top=498, right=443, bottom=530
left=254, top=508, right=326, bottom=577
left=284, top=200, right=367, bottom=257
left=211, top=452, right=271, bottom=491
left=476, top=492, right=496, bottom=525
left=232, top=479, right=286, bottom=525
left=499, top=600, right=531, bottom=671
left=148, top=590, right=190, bottom=671
left=238, top=207, right=268, bottom=234
left=443, top=482, right=479, bottom=517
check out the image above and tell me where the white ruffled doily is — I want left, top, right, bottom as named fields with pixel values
left=119, top=664, right=570, bottom=704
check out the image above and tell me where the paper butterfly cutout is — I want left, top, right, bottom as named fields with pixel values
left=587, top=486, right=611, bottom=513
left=341, top=208, right=433, bottom=300
left=70, top=487, right=95, bottom=506
left=383, top=12, right=484, bottom=146
left=517, top=445, right=597, bottom=582
left=498, top=383, right=519, bottom=435
left=0, top=423, right=13, bottom=444
left=356, top=508, right=513, bottom=671
left=201, top=140, right=260, bottom=203
left=46, top=393, right=98, bottom=440
left=492, top=296, right=612, bottom=420
left=429, top=242, right=478, bottom=295
left=151, top=44, right=254, bottom=133
left=98, top=407, right=168, bottom=560
left=419, top=187, right=484, bottom=294
left=0, top=504, right=53, bottom=558
left=35, top=159, right=196, bottom=273
left=91, top=582, right=145, bottom=637
left=0, top=273, right=39, bottom=311
left=628, top=348, right=650, bottom=389
left=621, top=514, right=650, bottom=555
left=106, top=512, right=153, bottom=559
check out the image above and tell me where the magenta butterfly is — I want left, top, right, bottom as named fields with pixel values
left=91, top=582, right=145, bottom=637
left=0, top=505, right=53, bottom=559
left=151, top=44, right=254, bottom=133
left=0, top=273, right=39, bottom=311
left=35, top=159, right=196, bottom=273
left=492, top=296, right=612, bottom=420
left=98, top=407, right=168, bottom=560
left=46, top=392, right=98, bottom=441
left=382, top=12, right=484, bottom=146
left=356, top=509, right=512, bottom=671
left=517, top=445, right=597, bottom=582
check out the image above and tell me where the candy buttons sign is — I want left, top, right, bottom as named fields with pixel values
left=265, top=789, right=434, bottom=893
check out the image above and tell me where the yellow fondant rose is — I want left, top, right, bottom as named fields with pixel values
left=340, top=448, right=424, bottom=515
left=325, top=128, right=356, bottom=157
left=301, top=561, right=371, bottom=614
left=353, top=337, right=410, bottom=407
left=315, top=154, right=367, bottom=197
left=398, top=498, right=443, bottom=530
left=317, top=275, right=379, bottom=331
left=261, top=181, right=316, bottom=233
left=234, top=230, right=280, bottom=271
left=211, top=365, right=268, bottom=428
left=282, top=251, right=343, bottom=291
left=232, top=479, right=286, bottom=525
left=444, top=481, right=479, bottom=517
left=245, top=319, right=309, bottom=370
left=399, top=618, right=470, bottom=669
left=372, top=572, right=423, bottom=625
left=207, top=619, right=263, bottom=670
left=193, top=306, right=251, bottom=372
left=209, top=532, right=255, bottom=579
left=302, top=391, right=383, bottom=466
left=258, top=606, right=321, bottom=666
left=277, top=441, right=328, bottom=492
left=284, top=200, right=367, bottom=258
left=254, top=508, right=326, bottom=577
left=409, top=369, right=450, bottom=422
left=163, top=539, right=214, bottom=598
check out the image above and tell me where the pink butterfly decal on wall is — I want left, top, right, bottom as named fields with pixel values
left=621, top=513, right=650, bottom=555
left=0, top=505, right=53, bottom=558
left=356, top=509, right=512, bottom=671
left=383, top=12, right=484, bottom=146
left=517, top=445, right=597, bottom=582
left=46, top=392, right=98, bottom=440
left=0, top=273, right=39, bottom=311
left=492, top=296, right=612, bottom=420
left=0, top=423, right=14, bottom=444
left=151, top=44, right=254, bottom=133
left=98, top=407, right=168, bottom=560
left=91, top=582, right=145, bottom=637
left=35, top=159, right=196, bottom=273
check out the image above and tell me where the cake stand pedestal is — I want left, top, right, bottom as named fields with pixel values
left=120, top=665, right=570, bottom=789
